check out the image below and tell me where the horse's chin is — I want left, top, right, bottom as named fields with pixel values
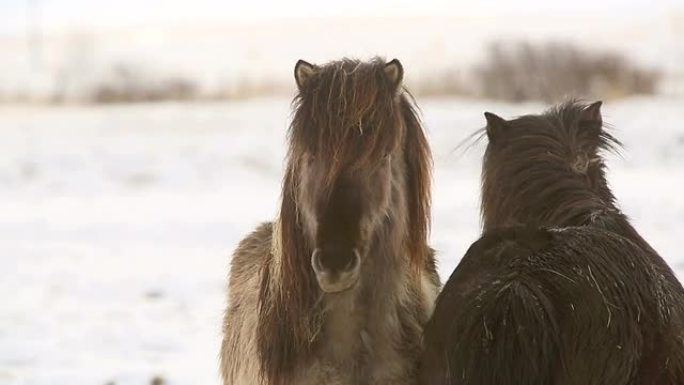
left=315, top=275, right=359, bottom=294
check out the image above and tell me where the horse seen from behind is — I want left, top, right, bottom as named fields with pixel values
left=420, top=101, right=684, bottom=385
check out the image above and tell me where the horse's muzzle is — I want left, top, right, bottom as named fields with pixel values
left=311, top=248, right=360, bottom=293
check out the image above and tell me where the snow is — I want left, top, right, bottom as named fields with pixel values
left=1, top=96, right=683, bottom=384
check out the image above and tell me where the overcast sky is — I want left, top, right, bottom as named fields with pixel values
left=1, top=0, right=683, bottom=34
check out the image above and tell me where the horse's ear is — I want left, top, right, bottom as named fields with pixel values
left=580, top=101, right=603, bottom=127
left=384, top=59, right=404, bottom=89
left=484, top=112, right=509, bottom=142
left=295, top=60, right=316, bottom=90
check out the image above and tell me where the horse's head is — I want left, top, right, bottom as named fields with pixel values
left=285, top=57, right=416, bottom=293
left=481, top=101, right=620, bottom=228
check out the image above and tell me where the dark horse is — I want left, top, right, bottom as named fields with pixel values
left=419, top=101, right=684, bottom=385
left=220, top=58, right=440, bottom=385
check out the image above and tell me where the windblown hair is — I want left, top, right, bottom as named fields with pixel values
left=257, top=57, right=432, bottom=384
left=290, top=58, right=403, bottom=179
left=481, top=100, right=621, bottom=229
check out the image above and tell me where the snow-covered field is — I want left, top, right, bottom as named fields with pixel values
left=1, top=96, right=683, bottom=385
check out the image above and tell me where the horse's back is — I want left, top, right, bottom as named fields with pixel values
left=220, top=222, right=273, bottom=385
left=420, top=226, right=684, bottom=385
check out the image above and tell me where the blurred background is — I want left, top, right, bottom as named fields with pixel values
left=1, top=1, right=683, bottom=384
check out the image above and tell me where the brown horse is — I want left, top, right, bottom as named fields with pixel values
left=419, top=101, right=684, bottom=385
left=220, top=58, right=439, bottom=385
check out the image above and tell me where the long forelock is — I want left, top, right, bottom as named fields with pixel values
left=289, top=58, right=403, bottom=179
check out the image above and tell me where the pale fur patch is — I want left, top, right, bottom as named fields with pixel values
left=421, top=271, right=439, bottom=318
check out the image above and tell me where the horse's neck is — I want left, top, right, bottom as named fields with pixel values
left=487, top=182, right=618, bottom=230
left=549, top=197, right=612, bottom=227
left=537, top=183, right=620, bottom=229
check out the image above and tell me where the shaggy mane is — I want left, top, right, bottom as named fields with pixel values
left=257, top=57, right=432, bottom=384
left=481, top=100, right=622, bottom=229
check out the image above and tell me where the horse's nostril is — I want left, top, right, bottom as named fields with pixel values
left=311, top=248, right=325, bottom=274
left=344, top=249, right=360, bottom=271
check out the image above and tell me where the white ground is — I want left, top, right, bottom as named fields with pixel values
left=1, top=96, right=683, bottom=385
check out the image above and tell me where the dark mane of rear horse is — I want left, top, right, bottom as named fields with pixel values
left=420, top=101, right=684, bottom=385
